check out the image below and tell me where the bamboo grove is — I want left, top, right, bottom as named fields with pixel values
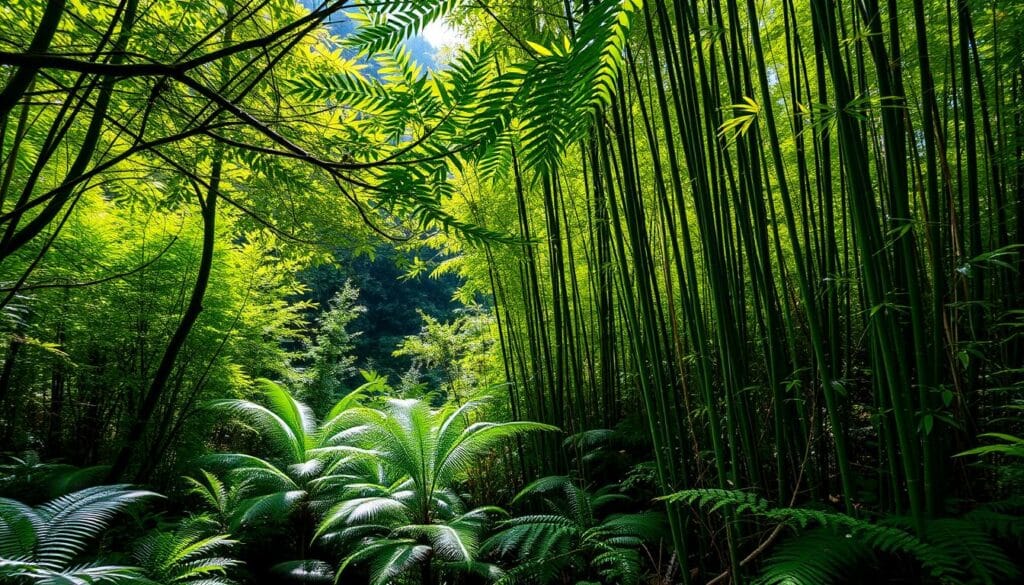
left=435, top=0, right=1024, bottom=581
left=0, top=0, right=1023, bottom=583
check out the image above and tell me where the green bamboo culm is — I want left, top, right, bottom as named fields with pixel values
left=461, top=0, right=1022, bottom=579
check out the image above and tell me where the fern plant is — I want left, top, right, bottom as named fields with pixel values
left=504, top=0, right=642, bottom=179
left=183, top=470, right=249, bottom=533
left=0, top=484, right=158, bottom=584
left=749, top=526, right=877, bottom=585
left=287, top=0, right=642, bottom=215
left=315, top=397, right=556, bottom=584
left=663, top=489, right=1022, bottom=585
left=132, top=516, right=239, bottom=585
left=482, top=475, right=665, bottom=584
left=342, top=1, right=463, bottom=56
left=205, top=378, right=375, bottom=529
left=749, top=518, right=1023, bottom=585
left=203, top=378, right=379, bottom=581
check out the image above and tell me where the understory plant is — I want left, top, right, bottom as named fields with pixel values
left=315, top=397, right=556, bottom=584
left=483, top=475, right=666, bottom=584
left=0, top=484, right=240, bottom=585
left=664, top=489, right=1023, bottom=585
left=205, top=376, right=556, bottom=583
left=0, top=485, right=158, bottom=584
left=202, top=378, right=379, bottom=579
left=132, top=516, right=240, bottom=585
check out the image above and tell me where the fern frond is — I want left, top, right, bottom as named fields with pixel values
left=183, top=471, right=229, bottom=517
left=663, top=489, right=962, bottom=582
left=343, top=2, right=462, bottom=55
left=206, top=398, right=304, bottom=462
left=662, top=488, right=769, bottom=515
left=35, top=485, right=159, bottom=569
left=964, top=507, right=1024, bottom=541
left=927, top=518, right=1021, bottom=584
left=435, top=421, right=559, bottom=485
left=334, top=538, right=429, bottom=585
left=752, top=527, right=875, bottom=585
left=234, top=490, right=306, bottom=527
left=394, top=523, right=478, bottom=562
left=286, top=70, right=391, bottom=111
left=509, top=0, right=642, bottom=179
left=0, top=498, right=41, bottom=559
left=315, top=496, right=412, bottom=538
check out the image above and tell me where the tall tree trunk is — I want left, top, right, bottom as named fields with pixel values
left=0, top=0, right=65, bottom=118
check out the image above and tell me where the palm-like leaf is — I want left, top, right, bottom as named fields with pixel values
left=207, top=380, right=310, bottom=462
left=0, top=498, right=40, bottom=558
left=0, top=485, right=158, bottom=583
left=435, top=420, right=556, bottom=488
left=17, top=563, right=151, bottom=584
left=234, top=490, right=308, bottom=528
left=346, top=539, right=431, bottom=585
left=33, top=485, right=158, bottom=569
left=394, top=523, right=477, bottom=562
left=319, top=397, right=551, bottom=584
left=205, top=379, right=370, bottom=529
left=317, top=496, right=413, bottom=534
left=184, top=471, right=233, bottom=522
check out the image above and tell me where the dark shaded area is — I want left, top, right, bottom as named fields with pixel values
left=296, top=244, right=460, bottom=384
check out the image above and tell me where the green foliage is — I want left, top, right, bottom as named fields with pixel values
left=751, top=527, right=876, bottom=585
left=133, top=516, right=239, bottom=585
left=666, top=489, right=943, bottom=574
left=183, top=471, right=248, bottom=533
left=316, top=397, right=555, bottom=583
left=957, top=433, right=1024, bottom=459
left=506, top=0, right=641, bottom=178
left=4, top=0, right=642, bottom=479
left=664, top=489, right=1022, bottom=584
left=392, top=306, right=500, bottom=401
left=299, top=283, right=365, bottom=415
left=206, top=379, right=552, bottom=583
left=204, top=379, right=372, bottom=530
left=484, top=476, right=664, bottom=584
left=3, top=1, right=1023, bottom=585
left=344, top=1, right=464, bottom=56
left=286, top=69, right=393, bottom=112
left=0, top=485, right=158, bottom=583
left=286, top=0, right=641, bottom=186
left=923, top=518, right=1021, bottom=585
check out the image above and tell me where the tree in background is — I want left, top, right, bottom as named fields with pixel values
left=296, top=245, right=461, bottom=384
left=0, top=0, right=626, bottom=482
left=393, top=306, right=500, bottom=404
left=299, top=282, right=364, bottom=415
